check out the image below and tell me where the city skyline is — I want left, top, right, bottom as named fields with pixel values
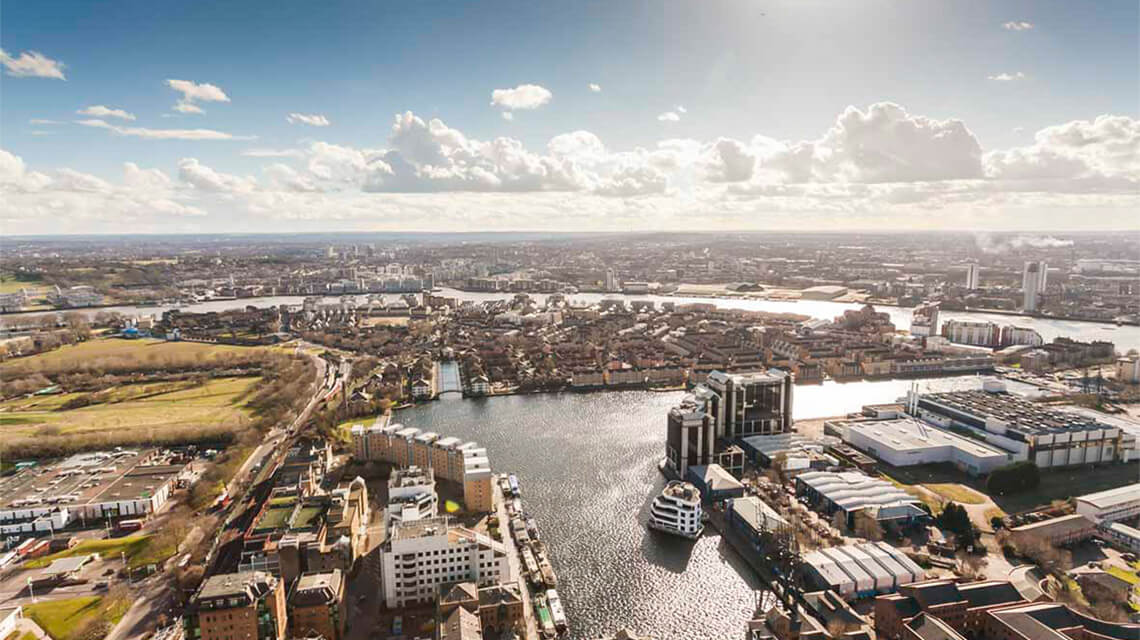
left=2, top=0, right=1138, bottom=235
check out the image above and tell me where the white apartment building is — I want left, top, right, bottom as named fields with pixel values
left=379, top=516, right=513, bottom=609
left=386, top=466, right=438, bottom=527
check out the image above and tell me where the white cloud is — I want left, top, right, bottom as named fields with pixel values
left=501, top=112, right=514, bottom=121
left=286, top=113, right=331, bottom=127
left=172, top=102, right=205, bottom=115
left=988, top=71, right=1026, bottom=82
left=75, top=118, right=252, bottom=141
left=242, top=148, right=305, bottom=158
left=658, top=111, right=681, bottom=122
left=178, top=158, right=256, bottom=192
left=490, top=84, right=552, bottom=110
left=1002, top=21, right=1034, bottom=31
left=6, top=105, right=1139, bottom=233
left=166, top=79, right=230, bottom=114
left=0, top=49, right=66, bottom=79
left=676, top=105, right=687, bottom=114
left=29, top=119, right=63, bottom=125
left=588, top=83, right=601, bottom=93
left=77, top=105, right=136, bottom=120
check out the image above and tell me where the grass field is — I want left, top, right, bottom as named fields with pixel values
left=24, top=534, right=175, bottom=569
left=0, top=338, right=260, bottom=374
left=0, top=376, right=258, bottom=438
left=24, top=595, right=129, bottom=640
left=881, top=460, right=1140, bottom=514
left=0, top=273, right=43, bottom=294
left=925, top=483, right=986, bottom=505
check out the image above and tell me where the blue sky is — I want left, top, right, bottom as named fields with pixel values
left=1, top=0, right=1137, bottom=234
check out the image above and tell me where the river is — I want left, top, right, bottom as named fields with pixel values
left=8, top=287, right=1137, bottom=352
left=391, top=374, right=1031, bottom=639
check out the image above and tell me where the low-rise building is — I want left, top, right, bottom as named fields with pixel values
left=983, top=602, right=1140, bottom=640
left=804, top=542, right=924, bottom=600
left=1009, top=514, right=1096, bottom=548
left=288, top=570, right=346, bottom=640
left=185, top=571, right=287, bottom=640
left=828, top=415, right=1011, bottom=476
left=874, top=579, right=1030, bottom=639
left=795, top=470, right=928, bottom=529
left=1074, top=483, right=1140, bottom=523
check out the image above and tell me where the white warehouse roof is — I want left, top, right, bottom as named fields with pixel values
left=797, top=471, right=921, bottom=512
left=1076, top=483, right=1140, bottom=511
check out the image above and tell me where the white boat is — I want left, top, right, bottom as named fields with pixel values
left=546, top=588, right=568, bottom=633
left=647, top=481, right=704, bottom=539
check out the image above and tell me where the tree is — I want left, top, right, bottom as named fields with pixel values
left=853, top=511, right=884, bottom=541
left=987, top=461, right=1040, bottom=495
left=935, top=502, right=979, bottom=549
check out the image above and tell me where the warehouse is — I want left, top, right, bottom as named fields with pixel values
left=795, top=470, right=928, bottom=528
left=685, top=464, right=745, bottom=502
left=803, top=542, right=923, bottom=600
left=831, top=416, right=1011, bottom=476
left=0, top=450, right=188, bottom=526
left=1074, top=483, right=1140, bottom=523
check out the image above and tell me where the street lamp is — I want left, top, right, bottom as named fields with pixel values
left=27, top=577, right=35, bottom=603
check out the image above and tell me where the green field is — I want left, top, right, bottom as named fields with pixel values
left=24, top=595, right=129, bottom=640
left=0, top=376, right=257, bottom=438
left=0, top=272, right=43, bottom=294
left=0, top=338, right=260, bottom=374
left=24, top=534, right=176, bottom=570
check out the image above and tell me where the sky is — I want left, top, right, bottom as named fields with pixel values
left=1, top=0, right=1138, bottom=235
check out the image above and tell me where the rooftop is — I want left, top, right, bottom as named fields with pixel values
left=919, top=390, right=1115, bottom=437
left=1076, top=483, right=1140, bottom=511
left=842, top=416, right=1010, bottom=459
left=197, top=571, right=276, bottom=602
left=797, top=470, right=922, bottom=512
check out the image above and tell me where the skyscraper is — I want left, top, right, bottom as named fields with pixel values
left=664, top=387, right=716, bottom=477
left=705, top=369, right=794, bottom=439
left=1022, top=261, right=1043, bottom=312
left=1023, top=261, right=1047, bottom=294
left=965, top=263, right=980, bottom=290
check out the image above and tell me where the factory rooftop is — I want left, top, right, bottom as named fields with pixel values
left=0, top=449, right=186, bottom=513
left=918, top=390, right=1115, bottom=437
left=796, top=470, right=923, bottom=513
left=842, top=418, right=1008, bottom=460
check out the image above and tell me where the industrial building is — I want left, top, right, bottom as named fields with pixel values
left=913, top=385, right=1136, bottom=468
left=827, top=415, right=1011, bottom=476
left=726, top=496, right=792, bottom=559
left=802, top=542, right=924, bottom=600
left=795, top=470, right=928, bottom=528
left=1009, top=514, right=1096, bottom=548
left=684, top=464, right=745, bottom=502
left=1074, top=483, right=1140, bottom=523
left=0, top=449, right=190, bottom=530
left=738, top=433, right=841, bottom=476
left=350, top=417, right=494, bottom=513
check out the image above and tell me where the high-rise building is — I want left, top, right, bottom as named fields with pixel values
left=386, top=465, right=438, bottom=526
left=664, top=387, right=716, bottom=477
left=604, top=268, right=619, bottom=292
left=1022, top=261, right=1044, bottom=312
left=910, top=302, right=940, bottom=338
left=942, top=319, right=1002, bottom=347
left=379, top=516, right=513, bottom=609
left=965, top=263, right=980, bottom=290
left=705, top=369, right=794, bottom=439
left=185, top=571, right=288, bottom=640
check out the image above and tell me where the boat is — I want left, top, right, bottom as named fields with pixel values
left=526, top=517, right=541, bottom=541
left=533, top=541, right=558, bottom=587
left=521, top=546, right=541, bottom=584
left=647, top=481, right=704, bottom=540
left=546, top=588, right=568, bottom=633
left=508, top=474, right=520, bottom=496
left=534, top=594, right=557, bottom=638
